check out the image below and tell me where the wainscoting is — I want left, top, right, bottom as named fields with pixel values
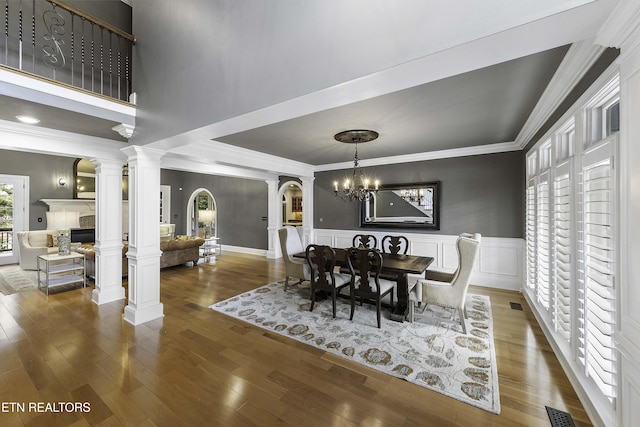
left=313, top=229, right=524, bottom=291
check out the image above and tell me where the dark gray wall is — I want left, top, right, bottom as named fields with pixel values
left=161, top=170, right=269, bottom=250
left=315, top=151, right=524, bottom=238
left=0, top=149, right=76, bottom=230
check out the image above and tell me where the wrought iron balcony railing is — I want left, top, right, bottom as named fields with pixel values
left=1, top=0, right=135, bottom=103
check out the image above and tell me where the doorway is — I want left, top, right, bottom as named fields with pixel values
left=0, top=175, right=28, bottom=266
left=186, top=188, right=217, bottom=238
left=279, top=181, right=302, bottom=227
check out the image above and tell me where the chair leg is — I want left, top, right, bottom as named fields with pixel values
left=331, top=289, right=337, bottom=318
left=284, top=276, right=290, bottom=291
left=350, top=294, right=355, bottom=321
left=408, top=301, right=414, bottom=322
left=376, top=300, right=382, bottom=329
left=309, top=285, right=315, bottom=312
left=458, top=307, right=467, bottom=334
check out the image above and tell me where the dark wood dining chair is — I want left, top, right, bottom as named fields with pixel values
left=352, top=234, right=378, bottom=249
left=306, top=244, right=352, bottom=318
left=381, top=235, right=409, bottom=255
left=346, top=247, right=395, bottom=328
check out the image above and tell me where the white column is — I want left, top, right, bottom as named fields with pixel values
left=596, top=2, right=640, bottom=426
left=91, top=158, right=126, bottom=305
left=300, top=175, right=315, bottom=246
left=121, top=146, right=164, bottom=325
left=265, top=178, right=278, bottom=259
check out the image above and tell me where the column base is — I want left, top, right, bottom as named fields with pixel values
left=123, top=302, right=164, bottom=326
left=92, top=287, right=125, bottom=305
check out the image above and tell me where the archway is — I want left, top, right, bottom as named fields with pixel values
left=185, top=188, right=217, bottom=238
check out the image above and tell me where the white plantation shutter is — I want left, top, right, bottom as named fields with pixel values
left=579, top=139, right=616, bottom=400
left=553, top=161, right=572, bottom=342
left=536, top=172, right=551, bottom=310
left=526, top=179, right=537, bottom=291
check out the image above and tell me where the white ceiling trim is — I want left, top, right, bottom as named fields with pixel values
left=161, top=154, right=277, bottom=182
left=515, top=39, right=606, bottom=149
left=0, top=119, right=127, bottom=160
left=314, top=141, right=521, bottom=172
left=167, top=140, right=312, bottom=178
left=596, top=0, right=640, bottom=55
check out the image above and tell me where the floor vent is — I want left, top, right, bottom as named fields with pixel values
left=510, top=302, right=523, bottom=310
left=546, top=406, right=576, bottom=427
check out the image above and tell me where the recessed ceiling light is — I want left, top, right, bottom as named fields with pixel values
left=15, top=115, right=40, bottom=124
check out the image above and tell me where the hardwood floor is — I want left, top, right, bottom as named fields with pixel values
left=0, top=253, right=591, bottom=426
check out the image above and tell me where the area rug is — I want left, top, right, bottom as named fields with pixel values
left=210, top=281, right=501, bottom=414
left=0, top=264, right=39, bottom=295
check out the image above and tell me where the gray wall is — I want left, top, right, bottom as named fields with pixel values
left=314, top=151, right=524, bottom=238
left=0, top=149, right=76, bottom=230
left=130, top=1, right=473, bottom=145
left=161, top=169, right=269, bottom=250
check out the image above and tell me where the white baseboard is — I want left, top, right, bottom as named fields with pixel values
left=221, top=245, right=268, bottom=257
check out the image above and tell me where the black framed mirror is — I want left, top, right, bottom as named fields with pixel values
left=359, top=181, right=440, bottom=229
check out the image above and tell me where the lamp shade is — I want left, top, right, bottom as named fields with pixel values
left=198, top=209, right=215, bottom=223
left=46, top=211, right=80, bottom=230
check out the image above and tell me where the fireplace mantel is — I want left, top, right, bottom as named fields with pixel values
left=40, top=199, right=129, bottom=218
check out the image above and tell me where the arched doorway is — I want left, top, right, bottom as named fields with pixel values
left=186, top=188, right=217, bottom=238
left=278, top=181, right=303, bottom=228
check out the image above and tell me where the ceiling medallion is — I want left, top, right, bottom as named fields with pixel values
left=333, top=130, right=380, bottom=202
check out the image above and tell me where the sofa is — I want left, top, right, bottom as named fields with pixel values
left=76, top=236, right=205, bottom=278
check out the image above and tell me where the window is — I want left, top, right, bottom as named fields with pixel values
left=524, top=73, right=619, bottom=413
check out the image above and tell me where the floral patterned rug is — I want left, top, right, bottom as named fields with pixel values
left=210, top=281, right=500, bottom=414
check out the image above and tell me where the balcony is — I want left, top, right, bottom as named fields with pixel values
left=1, top=0, right=134, bottom=104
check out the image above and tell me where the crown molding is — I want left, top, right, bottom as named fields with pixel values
left=515, top=39, right=606, bottom=149
left=596, top=0, right=640, bottom=56
left=314, top=141, right=521, bottom=172
left=161, top=153, right=277, bottom=182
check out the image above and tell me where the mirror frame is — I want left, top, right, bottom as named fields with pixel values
left=359, top=181, right=440, bottom=230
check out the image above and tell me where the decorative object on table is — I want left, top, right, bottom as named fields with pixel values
left=198, top=209, right=216, bottom=238
left=211, top=281, right=500, bottom=414
left=409, top=233, right=481, bottom=334
left=333, top=129, right=381, bottom=202
left=45, top=211, right=80, bottom=256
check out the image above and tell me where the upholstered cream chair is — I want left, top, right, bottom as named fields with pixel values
left=409, top=233, right=481, bottom=334
left=16, top=230, right=59, bottom=270
left=278, top=226, right=310, bottom=291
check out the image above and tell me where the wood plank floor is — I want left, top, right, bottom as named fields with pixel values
left=0, top=252, right=591, bottom=426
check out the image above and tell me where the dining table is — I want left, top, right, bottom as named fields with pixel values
left=294, top=248, right=434, bottom=322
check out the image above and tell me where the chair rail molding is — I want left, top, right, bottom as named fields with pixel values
left=313, top=229, right=524, bottom=291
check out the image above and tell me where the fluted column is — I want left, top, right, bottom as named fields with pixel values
left=300, top=176, right=315, bottom=246
left=121, top=146, right=164, bottom=325
left=266, top=178, right=278, bottom=258
left=91, top=158, right=126, bottom=305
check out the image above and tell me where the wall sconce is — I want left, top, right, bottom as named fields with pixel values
left=58, top=177, right=66, bottom=187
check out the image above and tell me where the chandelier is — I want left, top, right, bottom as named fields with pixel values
left=333, top=130, right=380, bottom=202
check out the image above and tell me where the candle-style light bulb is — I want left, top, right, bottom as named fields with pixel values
left=374, top=180, right=379, bottom=190
left=344, top=179, right=349, bottom=189
left=334, top=181, right=339, bottom=191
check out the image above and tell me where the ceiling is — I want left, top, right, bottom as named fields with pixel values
left=0, top=0, right=619, bottom=173
left=215, top=46, right=569, bottom=166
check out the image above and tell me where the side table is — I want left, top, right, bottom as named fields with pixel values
left=37, top=252, right=86, bottom=296
left=200, top=237, right=221, bottom=262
